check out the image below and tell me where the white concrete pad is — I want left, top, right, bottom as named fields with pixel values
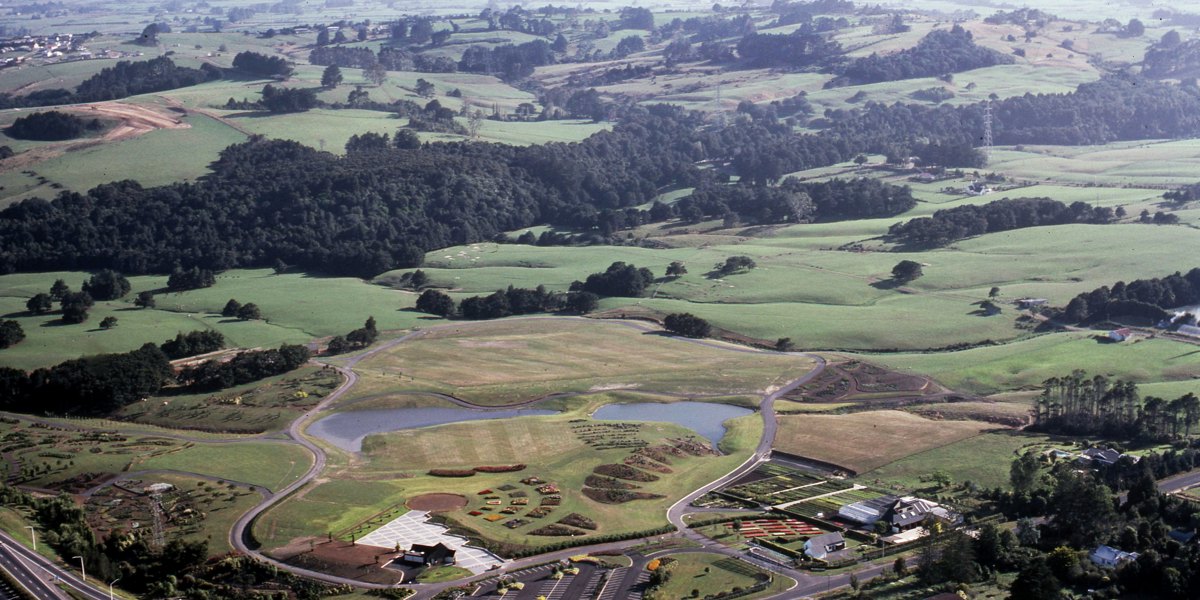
left=357, top=510, right=504, bottom=575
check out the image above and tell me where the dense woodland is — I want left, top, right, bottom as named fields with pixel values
left=2, top=72, right=1199, bottom=277
left=6, top=110, right=96, bottom=141
left=0, top=57, right=218, bottom=109
left=888, top=198, right=1115, bottom=247
left=830, top=26, right=1013, bottom=87
left=1060, top=269, right=1200, bottom=324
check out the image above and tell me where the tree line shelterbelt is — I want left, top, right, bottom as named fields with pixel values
left=887, top=197, right=1117, bottom=247
left=0, top=332, right=310, bottom=416
left=2, top=75, right=1200, bottom=278
left=0, top=56, right=220, bottom=109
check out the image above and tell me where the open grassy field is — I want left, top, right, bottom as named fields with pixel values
left=866, top=431, right=1063, bottom=490
left=0, top=415, right=312, bottom=493
left=0, top=268, right=436, bottom=370
left=773, top=410, right=997, bottom=474
left=259, top=408, right=762, bottom=552
left=854, top=333, right=1200, bottom=396
left=345, top=318, right=815, bottom=406
left=651, top=552, right=794, bottom=600
left=116, top=366, right=341, bottom=433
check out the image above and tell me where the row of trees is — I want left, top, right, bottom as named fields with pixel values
left=1060, top=268, right=1200, bottom=324
left=325, top=317, right=378, bottom=354
left=1030, top=369, right=1200, bottom=439
left=0, top=57, right=219, bottom=109
left=887, top=197, right=1115, bottom=247
left=178, top=344, right=310, bottom=391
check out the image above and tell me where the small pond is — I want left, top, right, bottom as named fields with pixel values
left=309, top=407, right=560, bottom=452
left=591, top=401, right=754, bottom=446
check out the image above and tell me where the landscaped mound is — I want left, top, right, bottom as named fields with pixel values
left=406, top=493, right=468, bottom=512
left=625, top=454, right=673, bottom=473
left=529, top=523, right=586, bottom=536
left=428, top=469, right=475, bottom=477
left=582, top=487, right=665, bottom=504
left=558, top=513, right=598, bottom=530
left=473, top=464, right=527, bottom=473
left=592, top=463, right=659, bottom=482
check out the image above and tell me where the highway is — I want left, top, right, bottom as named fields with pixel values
left=0, top=530, right=107, bottom=600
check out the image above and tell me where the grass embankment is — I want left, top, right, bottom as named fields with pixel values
left=346, top=318, right=814, bottom=406
left=649, top=552, right=795, bottom=600
left=774, top=411, right=997, bottom=474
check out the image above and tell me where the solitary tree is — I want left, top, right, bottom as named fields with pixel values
left=26, top=293, right=52, bottom=315
left=60, top=291, right=93, bottom=324
left=891, top=260, right=924, bottom=283
left=989, top=286, right=1000, bottom=298
left=221, top=299, right=242, bottom=317
left=135, top=291, right=156, bottom=309
left=49, top=279, right=69, bottom=300
left=100, top=316, right=119, bottom=329
left=320, top=65, right=343, bottom=89
left=0, top=320, right=24, bottom=349
left=415, top=289, right=455, bottom=317
left=775, top=337, right=794, bottom=351
left=663, top=313, right=711, bottom=338
left=366, top=63, right=388, bottom=86
left=665, top=261, right=688, bottom=277
left=82, top=269, right=131, bottom=300
left=236, top=303, right=262, bottom=321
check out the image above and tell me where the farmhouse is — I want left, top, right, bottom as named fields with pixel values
left=1090, top=545, right=1138, bottom=568
left=1108, top=328, right=1133, bottom=342
left=1176, top=324, right=1200, bottom=338
left=402, top=543, right=456, bottom=566
left=803, top=532, right=846, bottom=561
left=837, top=495, right=960, bottom=532
left=1077, top=447, right=1137, bottom=467
left=1016, top=298, right=1049, bottom=309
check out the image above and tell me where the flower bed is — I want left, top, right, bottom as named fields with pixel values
left=592, top=463, right=659, bottom=482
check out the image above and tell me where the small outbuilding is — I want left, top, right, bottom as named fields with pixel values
left=402, top=542, right=456, bottom=566
left=803, top=532, right=846, bottom=561
left=1090, top=545, right=1138, bottom=568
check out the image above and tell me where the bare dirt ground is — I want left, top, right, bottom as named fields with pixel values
left=1, top=101, right=190, bottom=171
left=407, top=493, right=468, bottom=512
left=271, top=538, right=407, bottom=585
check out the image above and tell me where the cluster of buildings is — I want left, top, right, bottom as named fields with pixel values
left=0, top=32, right=113, bottom=68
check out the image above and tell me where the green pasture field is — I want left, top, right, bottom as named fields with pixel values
left=0, top=112, right=247, bottom=207
left=0, top=269, right=431, bottom=370
left=651, top=552, right=793, bottom=600
left=0, top=415, right=312, bottom=493
left=261, top=407, right=762, bottom=551
left=866, top=430, right=1063, bottom=490
left=345, top=318, right=815, bottom=406
left=988, top=139, right=1200, bottom=187
left=137, top=441, right=312, bottom=492
left=774, top=410, right=996, bottom=474
left=116, top=366, right=340, bottom=434
left=852, top=333, right=1200, bottom=396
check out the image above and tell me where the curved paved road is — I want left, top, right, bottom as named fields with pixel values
left=225, top=317, right=831, bottom=593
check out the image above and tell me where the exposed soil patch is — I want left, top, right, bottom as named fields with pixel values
left=272, top=538, right=405, bottom=585
left=785, top=359, right=952, bottom=406
left=407, top=493, right=467, bottom=512
left=3, top=101, right=190, bottom=171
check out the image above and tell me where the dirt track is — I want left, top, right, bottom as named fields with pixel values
left=1, top=101, right=190, bottom=171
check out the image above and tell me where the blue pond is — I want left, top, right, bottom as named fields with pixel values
left=592, top=401, right=754, bottom=446
left=308, top=407, right=559, bottom=452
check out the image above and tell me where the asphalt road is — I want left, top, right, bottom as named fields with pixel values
left=0, top=530, right=106, bottom=600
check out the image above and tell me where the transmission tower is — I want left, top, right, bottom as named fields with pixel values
left=149, top=492, right=165, bottom=548
left=982, top=101, right=994, bottom=164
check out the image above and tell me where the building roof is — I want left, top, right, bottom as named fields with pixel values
left=837, top=495, right=897, bottom=524
left=1091, top=545, right=1138, bottom=564
left=410, top=542, right=455, bottom=556
left=1081, top=447, right=1122, bottom=464
left=1178, top=324, right=1200, bottom=337
left=808, top=532, right=844, bottom=549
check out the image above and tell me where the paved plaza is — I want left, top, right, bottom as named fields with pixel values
left=356, top=510, right=505, bottom=575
